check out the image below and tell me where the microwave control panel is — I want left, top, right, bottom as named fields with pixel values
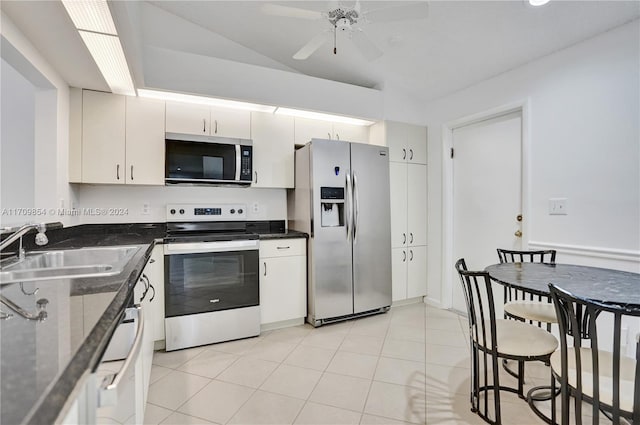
left=240, top=146, right=252, bottom=181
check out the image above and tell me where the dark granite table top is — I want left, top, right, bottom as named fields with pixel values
left=485, top=262, right=640, bottom=307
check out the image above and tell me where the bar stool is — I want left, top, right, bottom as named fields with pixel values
left=455, top=259, right=558, bottom=424
left=549, top=284, right=640, bottom=425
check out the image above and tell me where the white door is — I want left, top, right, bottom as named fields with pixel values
left=210, top=107, right=250, bottom=139
left=407, top=164, right=427, bottom=247
left=332, top=122, right=369, bottom=143
left=294, top=117, right=333, bottom=145
left=452, top=111, right=522, bottom=313
left=251, top=112, right=294, bottom=188
left=165, top=102, right=210, bottom=135
left=389, top=162, right=408, bottom=248
left=125, top=97, right=165, bottom=185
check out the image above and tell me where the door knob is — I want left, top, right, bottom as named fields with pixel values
left=514, top=230, right=522, bottom=238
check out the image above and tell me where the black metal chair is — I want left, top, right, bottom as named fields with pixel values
left=549, top=284, right=640, bottom=425
left=497, top=249, right=558, bottom=326
left=455, top=258, right=558, bottom=424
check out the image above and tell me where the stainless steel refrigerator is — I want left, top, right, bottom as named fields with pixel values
left=289, top=139, right=392, bottom=326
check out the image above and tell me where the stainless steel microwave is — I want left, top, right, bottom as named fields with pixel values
left=165, top=132, right=253, bottom=186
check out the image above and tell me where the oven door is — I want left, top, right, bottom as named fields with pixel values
left=164, top=240, right=259, bottom=318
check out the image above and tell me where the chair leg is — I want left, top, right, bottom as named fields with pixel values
left=518, top=361, right=525, bottom=399
left=551, top=374, right=557, bottom=425
left=493, top=357, right=502, bottom=425
left=560, top=381, right=570, bottom=425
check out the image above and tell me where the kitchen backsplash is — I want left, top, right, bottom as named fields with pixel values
left=73, top=185, right=287, bottom=224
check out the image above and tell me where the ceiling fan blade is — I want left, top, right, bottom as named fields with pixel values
left=364, top=2, right=429, bottom=23
left=293, top=31, right=331, bottom=60
left=351, top=30, right=383, bottom=61
left=261, top=3, right=323, bottom=20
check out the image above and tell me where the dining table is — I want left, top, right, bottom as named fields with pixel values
left=485, top=262, right=640, bottom=308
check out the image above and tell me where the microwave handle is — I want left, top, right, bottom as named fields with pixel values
left=235, top=145, right=241, bottom=181
left=98, top=305, right=144, bottom=407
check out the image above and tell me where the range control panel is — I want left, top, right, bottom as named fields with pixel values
left=166, top=204, right=247, bottom=221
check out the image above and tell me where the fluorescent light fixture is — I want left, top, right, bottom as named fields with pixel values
left=528, top=0, right=550, bottom=6
left=275, top=107, right=374, bottom=126
left=138, top=89, right=277, bottom=113
left=61, top=0, right=117, bottom=35
left=79, top=32, right=136, bottom=96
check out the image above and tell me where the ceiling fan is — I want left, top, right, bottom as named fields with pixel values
left=261, top=1, right=429, bottom=61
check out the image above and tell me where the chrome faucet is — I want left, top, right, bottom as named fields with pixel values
left=0, top=223, right=49, bottom=260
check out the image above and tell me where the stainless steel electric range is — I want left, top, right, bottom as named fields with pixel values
left=163, top=204, right=260, bottom=351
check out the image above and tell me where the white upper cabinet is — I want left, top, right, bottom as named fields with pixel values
left=389, top=162, right=408, bottom=248
left=125, top=97, right=165, bottom=185
left=82, top=90, right=126, bottom=184
left=383, top=121, right=427, bottom=164
left=332, top=122, right=369, bottom=143
left=294, top=117, right=370, bottom=145
left=165, top=102, right=210, bottom=135
left=210, top=107, right=250, bottom=139
left=294, top=117, right=333, bottom=145
left=165, top=102, right=250, bottom=139
left=251, top=112, right=294, bottom=188
left=407, top=163, right=427, bottom=246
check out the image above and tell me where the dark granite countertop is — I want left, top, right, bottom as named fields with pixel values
left=0, top=224, right=161, bottom=425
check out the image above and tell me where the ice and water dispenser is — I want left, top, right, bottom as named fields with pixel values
left=320, top=187, right=345, bottom=227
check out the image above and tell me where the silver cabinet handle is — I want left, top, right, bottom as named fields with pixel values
left=409, top=149, right=414, bottom=160
left=116, top=164, right=120, bottom=180
left=99, top=305, right=144, bottom=407
left=402, top=233, right=406, bottom=245
left=409, top=250, right=414, bottom=261
left=336, top=133, right=340, bottom=140
left=203, top=118, right=206, bottom=133
left=328, top=132, right=332, bottom=139
left=149, top=259, right=155, bottom=264
left=402, top=250, right=406, bottom=262
left=402, top=148, right=406, bottom=160
left=254, top=171, right=258, bottom=184
left=215, top=120, right=218, bottom=134
left=263, top=261, right=267, bottom=276
left=409, top=233, right=414, bottom=244
left=130, top=165, right=134, bottom=181
left=276, top=246, right=290, bottom=250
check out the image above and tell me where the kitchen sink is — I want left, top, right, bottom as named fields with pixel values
left=0, top=246, right=141, bottom=284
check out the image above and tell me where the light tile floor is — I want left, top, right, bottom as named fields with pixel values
left=144, top=303, right=585, bottom=425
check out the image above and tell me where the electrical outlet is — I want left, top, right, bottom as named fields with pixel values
left=142, top=203, right=150, bottom=215
left=252, top=202, right=259, bottom=214
left=549, top=198, right=568, bottom=215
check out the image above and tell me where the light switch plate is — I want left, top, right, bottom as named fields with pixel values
left=549, top=198, right=567, bottom=215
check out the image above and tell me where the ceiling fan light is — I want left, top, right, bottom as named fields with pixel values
left=528, top=0, right=550, bottom=6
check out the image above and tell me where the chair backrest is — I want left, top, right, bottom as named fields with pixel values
left=455, top=258, right=499, bottom=352
left=497, top=249, right=556, bottom=264
left=549, top=284, right=640, bottom=423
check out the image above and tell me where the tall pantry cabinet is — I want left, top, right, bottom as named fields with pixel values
left=370, top=121, right=428, bottom=302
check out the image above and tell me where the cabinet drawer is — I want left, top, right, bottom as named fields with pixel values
left=260, top=238, right=306, bottom=258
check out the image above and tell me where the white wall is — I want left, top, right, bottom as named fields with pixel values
left=75, top=185, right=287, bottom=224
left=425, top=20, right=640, bottom=306
left=1, top=58, right=36, bottom=223
left=1, top=11, right=76, bottom=227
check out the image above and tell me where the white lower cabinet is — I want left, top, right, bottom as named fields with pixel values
left=392, top=245, right=427, bottom=302
left=259, top=239, right=307, bottom=325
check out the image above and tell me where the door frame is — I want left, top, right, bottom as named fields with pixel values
left=441, top=99, right=532, bottom=310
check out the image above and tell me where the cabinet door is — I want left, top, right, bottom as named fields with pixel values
left=391, top=248, right=408, bottom=302
left=82, top=90, right=126, bottom=184
left=165, top=102, right=210, bottom=135
left=125, top=97, right=165, bottom=185
left=147, top=246, right=165, bottom=342
left=294, top=117, right=333, bottom=146
left=210, top=107, right=250, bottom=139
left=407, top=124, right=427, bottom=164
left=251, top=112, right=294, bottom=188
left=389, top=162, right=408, bottom=248
left=260, top=255, right=306, bottom=324
left=385, top=121, right=408, bottom=162
left=333, top=122, right=369, bottom=144
left=407, top=246, right=427, bottom=298
left=407, top=164, right=427, bottom=247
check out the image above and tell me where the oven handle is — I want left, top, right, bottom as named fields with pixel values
left=164, top=240, right=259, bottom=254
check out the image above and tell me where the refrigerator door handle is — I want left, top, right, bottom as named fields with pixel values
left=353, top=171, right=359, bottom=243
left=345, top=172, right=352, bottom=240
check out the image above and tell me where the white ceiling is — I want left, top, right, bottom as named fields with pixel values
left=2, top=1, right=639, bottom=102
